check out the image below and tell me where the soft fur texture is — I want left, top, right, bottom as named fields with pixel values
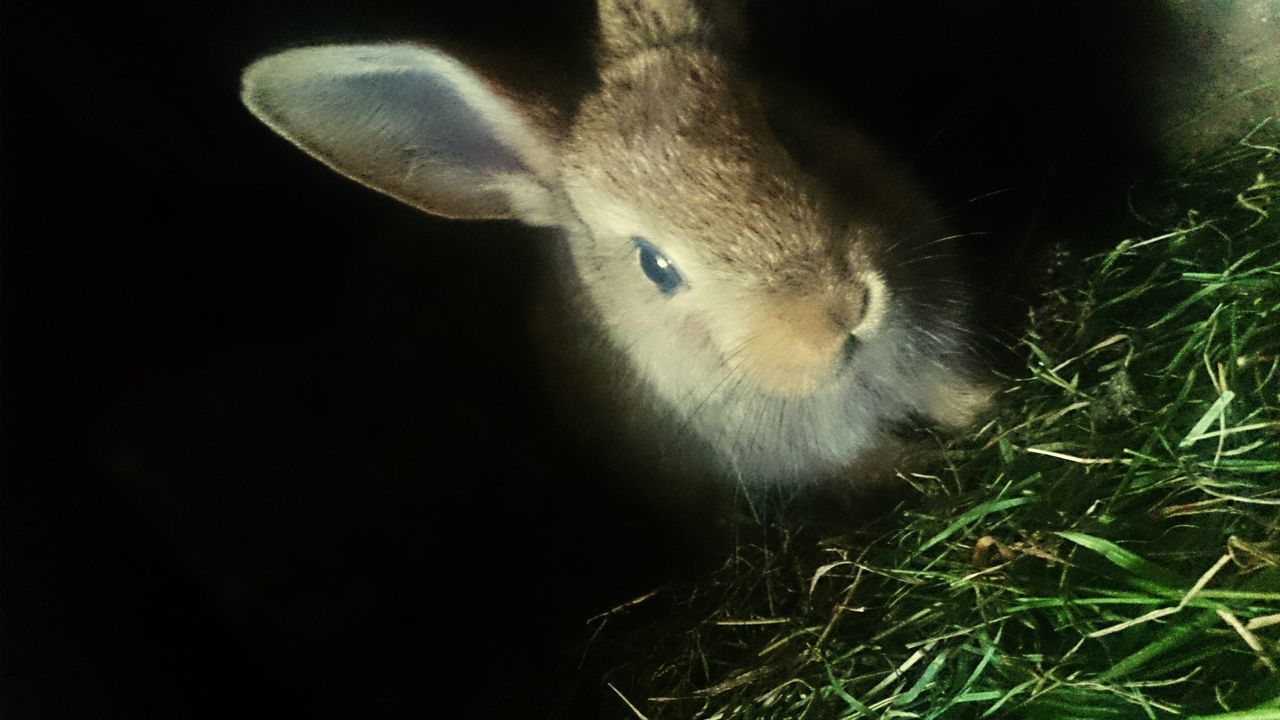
left=240, top=0, right=991, bottom=485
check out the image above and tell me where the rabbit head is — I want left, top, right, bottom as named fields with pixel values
left=240, top=0, right=992, bottom=484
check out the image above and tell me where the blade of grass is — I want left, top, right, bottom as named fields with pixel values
left=1056, top=531, right=1182, bottom=588
left=1096, top=610, right=1219, bottom=681
left=916, top=497, right=1034, bottom=554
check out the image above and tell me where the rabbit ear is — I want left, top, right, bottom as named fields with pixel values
left=241, top=43, right=561, bottom=225
left=597, top=0, right=703, bottom=61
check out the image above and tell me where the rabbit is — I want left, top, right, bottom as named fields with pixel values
left=239, top=0, right=993, bottom=487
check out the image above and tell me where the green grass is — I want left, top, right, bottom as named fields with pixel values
left=591, top=119, right=1280, bottom=719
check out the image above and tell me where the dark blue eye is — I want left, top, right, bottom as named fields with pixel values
left=633, top=236, right=684, bottom=294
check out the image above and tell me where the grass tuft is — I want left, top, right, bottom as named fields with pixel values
left=592, top=119, right=1280, bottom=719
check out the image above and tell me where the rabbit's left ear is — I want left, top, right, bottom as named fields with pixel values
left=241, top=43, right=561, bottom=225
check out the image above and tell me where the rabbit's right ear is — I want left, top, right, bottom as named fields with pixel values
left=242, top=44, right=561, bottom=225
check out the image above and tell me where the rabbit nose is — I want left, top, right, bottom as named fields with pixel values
left=826, top=284, right=871, bottom=333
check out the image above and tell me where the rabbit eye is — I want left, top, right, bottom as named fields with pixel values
left=633, top=236, right=684, bottom=294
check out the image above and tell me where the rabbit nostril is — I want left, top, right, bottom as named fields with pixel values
left=840, top=334, right=861, bottom=370
left=850, top=285, right=871, bottom=324
left=828, top=284, right=871, bottom=332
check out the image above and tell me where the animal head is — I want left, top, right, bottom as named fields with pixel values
left=241, top=0, right=991, bottom=483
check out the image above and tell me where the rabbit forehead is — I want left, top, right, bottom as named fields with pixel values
left=564, top=51, right=844, bottom=278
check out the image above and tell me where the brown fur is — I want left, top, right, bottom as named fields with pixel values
left=240, top=0, right=993, bottom=486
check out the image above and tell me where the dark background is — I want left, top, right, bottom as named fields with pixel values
left=3, top=1, right=1181, bottom=717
